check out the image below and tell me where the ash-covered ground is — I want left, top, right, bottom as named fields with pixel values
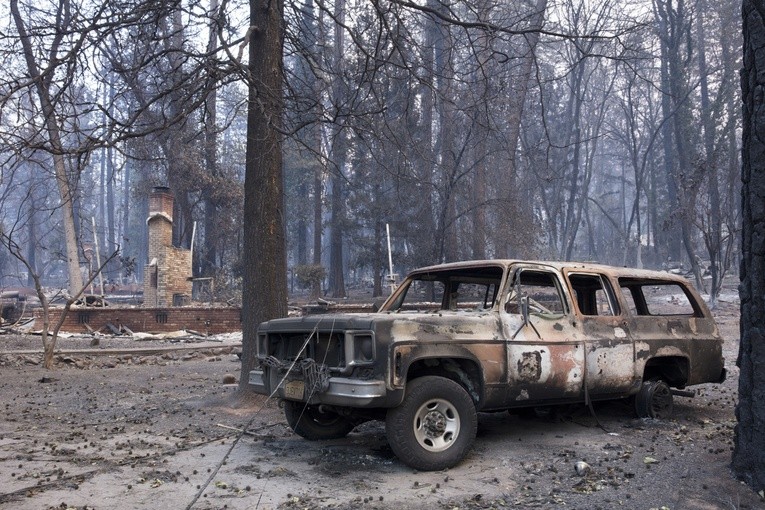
left=0, top=297, right=761, bottom=510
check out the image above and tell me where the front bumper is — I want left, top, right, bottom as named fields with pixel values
left=249, top=369, right=387, bottom=407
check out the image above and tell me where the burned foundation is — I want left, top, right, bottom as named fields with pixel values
left=31, top=186, right=241, bottom=334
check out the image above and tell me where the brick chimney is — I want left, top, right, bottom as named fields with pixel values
left=143, top=186, right=192, bottom=307
left=147, top=186, right=174, bottom=264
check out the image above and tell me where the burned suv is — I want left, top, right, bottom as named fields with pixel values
left=249, top=260, right=726, bottom=471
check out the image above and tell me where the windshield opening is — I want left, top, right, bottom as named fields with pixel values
left=384, top=266, right=504, bottom=312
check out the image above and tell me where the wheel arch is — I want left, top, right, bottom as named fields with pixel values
left=642, top=356, right=689, bottom=388
left=404, top=356, right=484, bottom=407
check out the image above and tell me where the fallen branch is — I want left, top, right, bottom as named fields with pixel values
left=216, top=423, right=257, bottom=436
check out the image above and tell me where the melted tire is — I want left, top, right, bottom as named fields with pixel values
left=635, top=379, right=674, bottom=419
left=283, top=401, right=354, bottom=440
left=386, top=376, right=477, bottom=471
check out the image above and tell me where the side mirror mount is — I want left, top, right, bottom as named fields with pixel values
left=512, top=294, right=541, bottom=340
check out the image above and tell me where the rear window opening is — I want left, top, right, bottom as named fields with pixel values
left=618, top=278, right=701, bottom=317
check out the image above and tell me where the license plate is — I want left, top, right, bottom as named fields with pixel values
left=283, top=380, right=305, bottom=400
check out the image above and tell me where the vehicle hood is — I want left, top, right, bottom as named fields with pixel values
left=259, top=311, right=502, bottom=342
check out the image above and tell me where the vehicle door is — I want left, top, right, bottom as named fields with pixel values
left=500, top=265, right=585, bottom=404
left=563, top=270, right=639, bottom=398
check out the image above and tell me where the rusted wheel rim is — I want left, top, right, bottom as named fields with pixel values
left=650, top=383, right=673, bottom=418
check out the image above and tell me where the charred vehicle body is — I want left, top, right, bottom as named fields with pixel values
left=249, top=260, right=726, bottom=471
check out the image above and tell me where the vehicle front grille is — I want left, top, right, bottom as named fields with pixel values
left=261, top=331, right=345, bottom=368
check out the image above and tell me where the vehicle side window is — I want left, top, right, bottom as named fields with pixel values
left=621, top=286, right=639, bottom=315
left=568, top=273, right=619, bottom=316
left=449, top=281, right=499, bottom=310
left=506, top=270, right=567, bottom=316
left=618, top=278, right=701, bottom=317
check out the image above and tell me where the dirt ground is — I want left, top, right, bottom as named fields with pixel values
left=0, top=297, right=763, bottom=510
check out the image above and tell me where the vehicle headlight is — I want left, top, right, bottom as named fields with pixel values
left=345, top=331, right=375, bottom=365
left=257, top=333, right=267, bottom=356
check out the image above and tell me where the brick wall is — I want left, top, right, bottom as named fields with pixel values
left=34, top=306, right=242, bottom=335
left=144, top=265, right=158, bottom=307
left=144, top=246, right=193, bottom=307
left=165, top=247, right=193, bottom=301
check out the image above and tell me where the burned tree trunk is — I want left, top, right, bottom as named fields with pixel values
left=11, top=0, right=85, bottom=296
left=239, top=0, right=288, bottom=389
left=733, top=0, right=765, bottom=491
left=326, top=0, right=347, bottom=298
